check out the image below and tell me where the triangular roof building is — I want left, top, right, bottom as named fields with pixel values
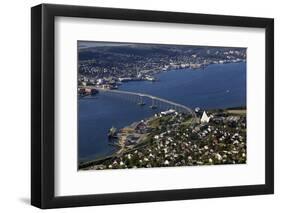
left=201, top=111, right=210, bottom=123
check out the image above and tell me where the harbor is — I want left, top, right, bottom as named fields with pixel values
left=78, top=62, right=246, bottom=163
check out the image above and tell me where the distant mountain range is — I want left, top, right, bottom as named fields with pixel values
left=78, top=43, right=246, bottom=61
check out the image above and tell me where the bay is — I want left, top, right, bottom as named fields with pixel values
left=79, top=62, right=246, bottom=161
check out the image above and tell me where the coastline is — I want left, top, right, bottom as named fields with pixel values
left=79, top=106, right=246, bottom=170
left=79, top=61, right=246, bottom=91
left=78, top=62, right=246, bottom=163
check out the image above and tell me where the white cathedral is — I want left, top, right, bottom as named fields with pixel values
left=200, top=111, right=210, bottom=123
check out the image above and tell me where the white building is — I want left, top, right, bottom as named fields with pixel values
left=201, top=111, right=210, bottom=123
left=161, top=109, right=175, bottom=116
left=97, top=78, right=104, bottom=85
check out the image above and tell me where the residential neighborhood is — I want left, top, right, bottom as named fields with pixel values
left=79, top=108, right=246, bottom=170
left=78, top=44, right=246, bottom=91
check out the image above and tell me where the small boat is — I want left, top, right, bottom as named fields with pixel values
left=150, top=105, right=157, bottom=109
left=146, top=76, right=156, bottom=81
left=138, top=102, right=146, bottom=106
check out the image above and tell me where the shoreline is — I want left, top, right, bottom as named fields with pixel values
left=79, top=106, right=246, bottom=170
left=80, top=61, right=246, bottom=91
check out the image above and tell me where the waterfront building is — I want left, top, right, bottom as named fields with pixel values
left=161, top=109, right=176, bottom=116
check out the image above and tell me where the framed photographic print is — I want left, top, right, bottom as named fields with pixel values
left=31, top=3, right=274, bottom=209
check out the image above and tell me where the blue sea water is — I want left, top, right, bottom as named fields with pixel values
left=79, top=62, right=246, bottom=161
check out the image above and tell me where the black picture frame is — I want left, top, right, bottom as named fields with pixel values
left=31, top=3, right=274, bottom=209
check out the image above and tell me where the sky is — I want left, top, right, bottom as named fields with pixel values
left=78, top=41, right=130, bottom=49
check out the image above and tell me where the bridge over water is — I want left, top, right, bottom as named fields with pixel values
left=86, top=87, right=196, bottom=117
